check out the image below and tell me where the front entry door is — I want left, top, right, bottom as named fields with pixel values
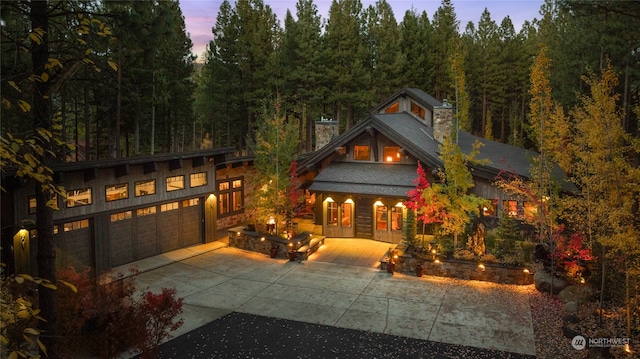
left=355, top=199, right=373, bottom=239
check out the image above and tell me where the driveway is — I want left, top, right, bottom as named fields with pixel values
left=126, top=239, right=536, bottom=357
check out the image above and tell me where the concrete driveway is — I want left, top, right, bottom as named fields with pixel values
left=122, top=238, right=536, bottom=357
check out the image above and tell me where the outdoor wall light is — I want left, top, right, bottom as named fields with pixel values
left=478, top=264, right=486, bottom=271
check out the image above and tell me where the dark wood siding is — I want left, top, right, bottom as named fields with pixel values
left=136, top=213, right=158, bottom=259
left=181, top=202, right=202, bottom=247
left=355, top=198, right=373, bottom=239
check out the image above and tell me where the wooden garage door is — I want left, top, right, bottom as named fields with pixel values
left=108, top=212, right=134, bottom=267
left=135, top=208, right=158, bottom=259
left=157, top=202, right=181, bottom=253
left=181, top=198, right=202, bottom=247
left=55, top=220, right=94, bottom=272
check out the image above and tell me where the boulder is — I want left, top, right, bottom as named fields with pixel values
left=564, top=301, right=578, bottom=313
left=534, top=270, right=570, bottom=294
left=558, top=285, right=595, bottom=305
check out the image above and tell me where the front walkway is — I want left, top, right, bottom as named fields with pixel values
left=122, top=237, right=536, bottom=357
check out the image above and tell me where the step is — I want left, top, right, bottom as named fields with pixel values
left=296, top=236, right=325, bottom=260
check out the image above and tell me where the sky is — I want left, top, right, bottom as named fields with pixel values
left=180, top=0, right=545, bottom=61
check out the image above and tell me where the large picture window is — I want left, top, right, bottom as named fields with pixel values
left=354, top=145, right=370, bottom=161
left=218, top=177, right=244, bottom=216
left=190, top=172, right=207, bottom=188
left=391, top=206, right=403, bottom=231
left=106, top=183, right=128, bottom=202
left=135, top=179, right=156, bottom=197
left=67, top=188, right=92, bottom=208
left=166, top=175, right=185, bottom=192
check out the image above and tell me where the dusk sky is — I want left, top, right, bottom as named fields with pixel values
left=180, top=0, right=545, bottom=61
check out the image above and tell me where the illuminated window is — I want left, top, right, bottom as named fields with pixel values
left=183, top=198, right=200, bottom=207
left=63, top=219, right=89, bottom=232
left=383, top=146, right=401, bottom=162
left=218, top=178, right=243, bottom=216
left=385, top=101, right=399, bottom=113
left=376, top=205, right=388, bottom=230
left=29, top=194, right=58, bottom=214
left=503, top=200, right=518, bottom=217
left=106, top=183, right=128, bottom=202
left=110, top=211, right=132, bottom=222
left=166, top=175, right=185, bottom=192
left=137, top=206, right=156, bottom=216
left=160, top=202, right=179, bottom=212
left=411, top=101, right=425, bottom=119
left=341, top=202, right=352, bottom=227
left=483, top=199, right=498, bottom=217
left=190, top=172, right=207, bottom=188
left=391, top=206, right=403, bottom=231
left=327, top=201, right=338, bottom=226
left=354, top=145, right=370, bottom=161
left=135, top=179, right=156, bottom=197
left=67, top=188, right=92, bottom=208
left=524, top=202, right=537, bottom=220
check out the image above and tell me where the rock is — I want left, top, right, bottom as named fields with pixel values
left=563, top=314, right=580, bottom=324
left=558, top=285, right=595, bottom=305
left=562, top=325, right=581, bottom=339
left=565, top=301, right=578, bottom=313
left=534, top=270, right=570, bottom=294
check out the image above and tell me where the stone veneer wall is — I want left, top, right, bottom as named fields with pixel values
left=228, top=226, right=322, bottom=260
left=384, top=252, right=534, bottom=285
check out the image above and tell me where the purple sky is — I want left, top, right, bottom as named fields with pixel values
left=180, top=0, right=544, bottom=61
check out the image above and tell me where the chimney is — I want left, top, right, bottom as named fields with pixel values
left=314, top=117, right=340, bottom=151
left=433, top=99, right=453, bottom=143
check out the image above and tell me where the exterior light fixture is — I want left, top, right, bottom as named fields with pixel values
left=478, top=264, right=486, bottom=271
left=260, top=237, right=266, bottom=242
left=374, top=200, right=384, bottom=206
left=434, top=259, right=441, bottom=264
left=345, top=198, right=354, bottom=204
left=523, top=268, right=530, bottom=274
left=431, top=249, right=437, bottom=254
left=393, top=255, right=398, bottom=260
left=395, top=202, right=404, bottom=208
left=325, top=197, right=334, bottom=203
left=236, top=231, right=241, bottom=236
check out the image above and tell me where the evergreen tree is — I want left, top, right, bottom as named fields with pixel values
left=398, top=8, right=432, bottom=90
left=430, top=0, right=459, bottom=101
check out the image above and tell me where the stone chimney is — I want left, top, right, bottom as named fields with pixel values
left=433, top=99, right=454, bottom=143
left=314, top=118, right=339, bottom=151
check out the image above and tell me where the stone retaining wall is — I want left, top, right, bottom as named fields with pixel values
left=228, top=226, right=322, bottom=260
left=383, top=252, right=534, bottom=285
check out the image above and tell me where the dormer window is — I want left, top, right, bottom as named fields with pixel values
left=411, top=101, right=425, bottom=119
left=385, top=101, right=399, bottom=113
left=354, top=145, right=370, bottom=161
left=383, top=146, right=401, bottom=162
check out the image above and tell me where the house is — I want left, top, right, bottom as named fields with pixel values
left=298, top=88, right=571, bottom=244
left=1, top=148, right=256, bottom=276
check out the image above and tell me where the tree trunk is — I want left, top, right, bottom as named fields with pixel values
left=30, top=1, right=58, bottom=355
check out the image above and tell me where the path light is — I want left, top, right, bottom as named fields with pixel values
left=523, top=268, right=530, bottom=274
left=478, top=264, right=486, bottom=271
left=260, top=236, right=266, bottom=242
left=624, top=344, right=632, bottom=354
left=236, top=231, right=241, bottom=236
left=434, top=259, right=441, bottom=264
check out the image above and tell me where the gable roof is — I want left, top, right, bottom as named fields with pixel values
left=371, top=87, right=442, bottom=113
left=309, top=162, right=416, bottom=197
left=300, top=111, right=573, bottom=192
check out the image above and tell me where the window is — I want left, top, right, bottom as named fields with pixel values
left=376, top=205, right=388, bottom=230
left=67, top=188, right=92, bottom=208
left=354, top=145, right=370, bottom=161
left=110, top=211, right=132, bottom=222
left=137, top=206, right=156, bottom=216
left=106, top=183, right=128, bottom=202
left=190, top=172, right=207, bottom=188
left=183, top=198, right=200, bottom=207
left=383, top=146, right=401, bottom=162
left=63, top=219, right=89, bottom=232
left=327, top=201, right=338, bottom=226
left=483, top=199, right=498, bottom=217
left=391, top=206, right=403, bottom=231
left=341, top=202, right=352, bottom=227
left=503, top=200, right=518, bottom=217
left=135, top=179, right=156, bottom=197
left=29, top=194, right=58, bottom=214
left=411, top=101, right=425, bottom=119
left=166, top=175, right=185, bottom=192
left=218, top=177, right=244, bottom=216
left=160, top=202, right=179, bottom=212
left=524, top=202, right=537, bottom=220
left=385, top=101, right=399, bottom=113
